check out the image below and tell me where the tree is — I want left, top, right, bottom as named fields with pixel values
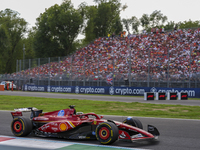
left=164, top=21, right=176, bottom=31
left=131, top=16, right=140, bottom=34
left=83, top=5, right=97, bottom=43
left=34, top=0, right=84, bottom=58
left=21, top=28, right=36, bottom=59
left=112, top=15, right=123, bottom=35
left=149, top=10, right=167, bottom=27
left=122, top=16, right=140, bottom=34
left=122, top=18, right=132, bottom=34
left=0, top=9, right=27, bottom=74
left=178, top=20, right=200, bottom=29
left=90, top=0, right=123, bottom=38
left=140, top=14, right=150, bottom=30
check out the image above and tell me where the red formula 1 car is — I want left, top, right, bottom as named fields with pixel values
left=11, top=105, right=160, bottom=145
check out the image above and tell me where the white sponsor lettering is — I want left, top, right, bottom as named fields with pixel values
left=51, top=87, right=71, bottom=93
left=27, top=86, right=45, bottom=92
left=79, top=87, right=105, bottom=94
left=119, top=132, right=126, bottom=139
left=51, top=127, right=58, bottom=132
left=78, top=136, right=86, bottom=139
left=114, top=88, right=145, bottom=95
left=41, top=125, right=50, bottom=130
left=34, top=117, right=49, bottom=121
left=158, top=89, right=195, bottom=97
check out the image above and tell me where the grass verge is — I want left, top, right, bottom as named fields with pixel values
left=0, top=95, right=200, bottom=119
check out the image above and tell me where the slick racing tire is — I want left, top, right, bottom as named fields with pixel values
left=96, top=122, right=118, bottom=145
left=11, top=117, right=32, bottom=137
left=123, top=117, right=143, bottom=129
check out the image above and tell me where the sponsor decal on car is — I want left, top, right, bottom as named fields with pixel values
left=33, top=117, right=49, bottom=121
left=119, top=131, right=126, bottom=139
left=51, top=127, right=59, bottom=132
left=41, top=124, right=50, bottom=131
left=59, top=123, right=68, bottom=131
left=78, top=136, right=86, bottom=139
left=49, top=122, right=58, bottom=126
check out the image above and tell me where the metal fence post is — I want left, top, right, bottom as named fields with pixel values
left=16, top=60, right=18, bottom=73
left=19, top=60, right=21, bottom=90
left=29, top=59, right=31, bottom=74
left=148, top=47, right=150, bottom=87
left=167, top=48, right=169, bottom=88
left=97, top=49, right=99, bottom=86
left=84, top=52, right=86, bottom=86
left=189, top=46, right=192, bottom=88
left=70, top=55, right=72, bottom=86
left=129, top=45, right=131, bottom=87
left=58, top=57, right=60, bottom=87
left=112, top=47, right=114, bottom=87
left=38, top=58, right=40, bottom=86
left=48, top=57, right=50, bottom=90
left=23, top=44, right=25, bottom=71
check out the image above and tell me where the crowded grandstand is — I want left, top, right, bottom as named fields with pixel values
left=1, top=27, right=200, bottom=88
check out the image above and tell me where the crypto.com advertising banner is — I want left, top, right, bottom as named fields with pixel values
left=23, top=85, right=200, bottom=98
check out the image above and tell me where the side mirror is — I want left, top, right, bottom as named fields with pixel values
left=100, top=115, right=103, bottom=119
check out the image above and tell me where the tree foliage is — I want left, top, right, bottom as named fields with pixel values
left=83, top=0, right=123, bottom=43
left=122, top=16, right=140, bottom=34
left=140, top=14, right=150, bottom=30
left=178, top=20, right=200, bottom=29
left=33, top=0, right=84, bottom=58
left=0, top=9, right=27, bottom=74
left=149, top=10, right=167, bottom=27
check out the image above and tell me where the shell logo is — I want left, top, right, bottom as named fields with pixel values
left=59, top=123, right=68, bottom=131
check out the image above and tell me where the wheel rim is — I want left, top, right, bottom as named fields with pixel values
left=99, top=127, right=110, bottom=140
left=13, top=121, right=22, bottom=132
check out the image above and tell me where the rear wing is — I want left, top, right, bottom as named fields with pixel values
left=11, top=107, right=38, bottom=118
left=14, top=107, right=38, bottom=112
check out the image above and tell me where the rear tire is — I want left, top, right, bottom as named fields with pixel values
left=11, top=117, right=32, bottom=137
left=123, top=117, right=143, bottom=129
left=96, top=122, right=118, bottom=145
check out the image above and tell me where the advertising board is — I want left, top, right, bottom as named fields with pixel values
left=23, top=85, right=200, bottom=98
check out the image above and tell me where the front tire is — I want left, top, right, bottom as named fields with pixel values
left=123, top=117, right=143, bottom=129
left=11, top=117, right=32, bottom=137
left=96, top=122, right=118, bottom=145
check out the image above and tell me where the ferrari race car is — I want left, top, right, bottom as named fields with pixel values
left=11, top=105, right=160, bottom=145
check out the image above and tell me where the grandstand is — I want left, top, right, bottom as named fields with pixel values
left=1, top=28, right=200, bottom=89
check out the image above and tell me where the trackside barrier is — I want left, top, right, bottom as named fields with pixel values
left=144, top=92, right=188, bottom=100
left=178, top=92, right=188, bottom=100
left=144, top=92, right=154, bottom=100
left=155, top=92, right=166, bottom=100
left=0, top=85, right=4, bottom=91
left=23, top=84, right=195, bottom=98
left=167, top=92, right=177, bottom=100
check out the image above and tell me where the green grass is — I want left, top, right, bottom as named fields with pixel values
left=1, top=95, right=200, bottom=120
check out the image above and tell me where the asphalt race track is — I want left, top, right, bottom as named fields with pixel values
left=0, top=91, right=200, bottom=150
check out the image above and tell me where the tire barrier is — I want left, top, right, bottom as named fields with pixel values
left=144, top=92, right=188, bottom=100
